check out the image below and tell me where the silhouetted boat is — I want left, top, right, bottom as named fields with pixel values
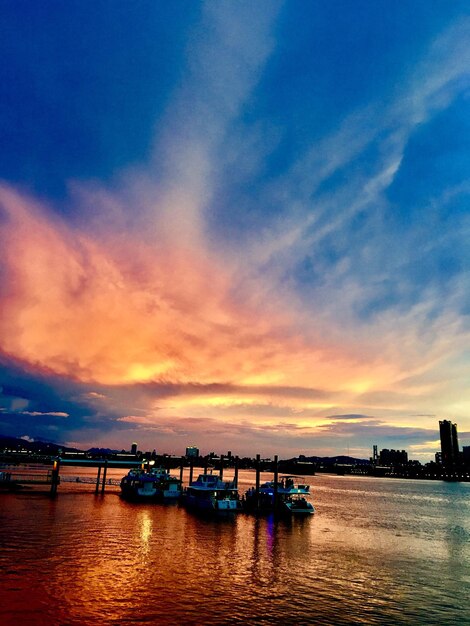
left=183, top=472, right=242, bottom=513
left=244, top=476, right=314, bottom=515
left=120, top=467, right=182, bottom=501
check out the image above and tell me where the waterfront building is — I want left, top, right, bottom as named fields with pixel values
left=131, top=442, right=138, bottom=456
left=439, top=420, right=459, bottom=468
left=186, top=445, right=199, bottom=458
left=379, top=449, right=408, bottom=466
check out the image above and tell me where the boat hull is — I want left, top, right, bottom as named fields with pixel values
left=185, top=494, right=241, bottom=512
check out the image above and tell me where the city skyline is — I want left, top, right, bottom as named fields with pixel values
left=1, top=2, right=469, bottom=460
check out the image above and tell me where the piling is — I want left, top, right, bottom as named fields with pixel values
left=219, top=454, right=224, bottom=479
left=234, top=456, right=239, bottom=488
left=273, top=455, right=279, bottom=512
left=189, top=460, right=194, bottom=485
left=255, top=454, right=261, bottom=511
left=50, top=458, right=60, bottom=496
left=179, top=463, right=184, bottom=484
left=101, top=460, right=108, bottom=494
left=95, top=465, right=102, bottom=494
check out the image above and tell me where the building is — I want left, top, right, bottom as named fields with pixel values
left=185, top=445, right=199, bottom=458
left=462, top=446, right=470, bottom=466
left=378, top=449, right=408, bottom=466
left=439, top=420, right=459, bottom=468
left=131, top=442, right=138, bottom=456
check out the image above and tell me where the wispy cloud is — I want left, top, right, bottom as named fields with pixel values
left=12, top=411, right=69, bottom=418
left=0, top=7, right=468, bottom=456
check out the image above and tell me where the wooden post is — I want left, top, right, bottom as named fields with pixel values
left=203, top=458, right=208, bottom=474
left=101, top=460, right=108, bottom=494
left=179, top=463, right=184, bottom=484
left=219, top=454, right=224, bottom=479
left=255, top=454, right=261, bottom=511
left=273, top=455, right=279, bottom=512
left=234, top=456, right=239, bottom=488
left=189, top=460, right=194, bottom=485
left=95, top=465, right=102, bottom=494
left=50, top=458, right=60, bottom=496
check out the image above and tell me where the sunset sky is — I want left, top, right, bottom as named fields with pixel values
left=1, top=1, right=469, bottom=460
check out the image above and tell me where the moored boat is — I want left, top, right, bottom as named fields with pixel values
left=243, top=475, right=314, bottom=515
left=120, top=467, right=182, bottom=502
left=184, top=472, right=242, bottom=513
left=150, top=467, right=183, bottom=500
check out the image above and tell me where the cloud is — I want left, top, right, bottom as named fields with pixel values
left=111, top=412, right=445, bottom=459
left=85, top=392, right=107, bottom=400
left=316, top=418, right=436, bottom=443
left=233, top=17, right=470, bottom=314
left=326, top=414, right=371, bottom=421
left=0, top=8, right=469, bottom=458
left=1, top=179, right=400, bottom=399
left=21, top=411, right=69, bottom=418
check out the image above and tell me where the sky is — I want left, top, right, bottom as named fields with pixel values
left=1, top=1, right=469, bottom=460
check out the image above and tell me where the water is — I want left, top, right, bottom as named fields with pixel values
left=1, top=471, right=470, bottom=625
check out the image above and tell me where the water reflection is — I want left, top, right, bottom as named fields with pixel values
left=1, top=474, right=470, bottom=625
left=137, top=509, right=152, bottom=555
left=249, top=516, right=277, bottom=588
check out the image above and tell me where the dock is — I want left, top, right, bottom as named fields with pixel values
left=0, top=453, right=313, bottom=515
left=0, top=458, right=142, bottom=496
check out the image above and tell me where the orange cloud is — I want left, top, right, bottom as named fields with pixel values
left=1, top=184, right=394, bottom=396
left=0, top=185, right=251, bottom=384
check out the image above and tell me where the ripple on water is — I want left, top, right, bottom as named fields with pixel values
left=1, top=475, right=470, bottom=625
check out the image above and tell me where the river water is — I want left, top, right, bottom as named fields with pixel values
left=1, top=470, right=469, bottom=625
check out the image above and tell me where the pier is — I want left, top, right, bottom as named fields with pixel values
left=0, top=454, right=315, bottom=515
left=0, top=458, right=142, bottom=496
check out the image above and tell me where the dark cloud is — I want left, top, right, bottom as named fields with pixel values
left=326, top=413, right=371, bottom=420
left=0, top=356, right=124, bottom=442
left=317, top=418, right=436, bottom=443
left=0, top=352, right=334, bottom=447
left=132, top=381, right=330, bottom=400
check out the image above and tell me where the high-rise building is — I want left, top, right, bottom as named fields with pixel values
left=462, top=446, right=470, bottom=466
left=131, top=442, right=138, bottom=455
left=439, top=420, right=459, bottom=468
left=186, top=445, right=199, bottom=458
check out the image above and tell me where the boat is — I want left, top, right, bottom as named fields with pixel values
left=120, top=467, right=182, bottom=502
left=183, top=472, right=242, bottom=513
left=243, top=475, right=314, bottom=515
left=149, top=467, right=183, bottom=500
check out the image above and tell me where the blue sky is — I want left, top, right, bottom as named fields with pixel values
left=0, top=1, right=469, bottom=459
